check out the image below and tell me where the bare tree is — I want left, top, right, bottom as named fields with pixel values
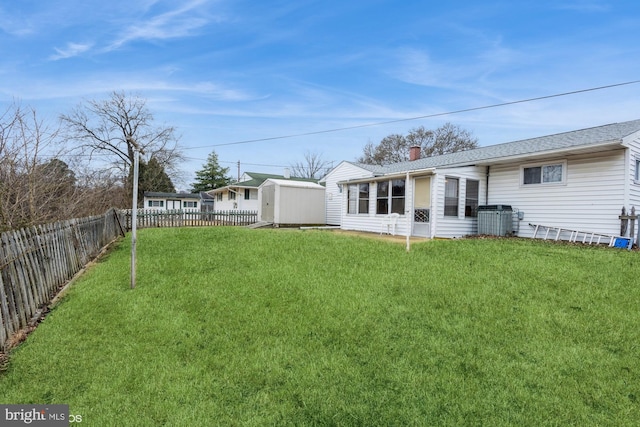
left=290, top=150, right=331, bottom=179
left=359, top=134, right=408, bottom=165
left=60, top=91, right=184, bottom=186
left=0, top=103, right=73, bottom=230
left=1, top=101, right=148, bottom=231
left=423, top=122, right=479, bottom=157
left=73, top=167, right=129, bottom=215
left=358, top=123, right=478, bottom=165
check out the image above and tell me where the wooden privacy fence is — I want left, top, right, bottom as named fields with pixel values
left=0, top=209, right=126, bottom=351
left=123, top=209, right=258, bottom=229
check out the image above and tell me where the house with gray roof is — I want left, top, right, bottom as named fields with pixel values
left=143, top=191, right=201, bottom=211
left=320, top=119, right=640, bottom=240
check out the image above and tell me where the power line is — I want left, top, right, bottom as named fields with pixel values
left=218, top=160, right=289, bottom=168
left=29, top=79, right=640, bottom=168
left=184, top=79, right=640, bottom=150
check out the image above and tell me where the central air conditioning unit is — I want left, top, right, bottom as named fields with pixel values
left=477, top=205, right=513, bottom=236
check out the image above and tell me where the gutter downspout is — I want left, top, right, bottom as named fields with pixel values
left=485, top=166, right=490, bottom=205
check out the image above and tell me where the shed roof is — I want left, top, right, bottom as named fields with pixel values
left=260, top=178, right=326, bottom=189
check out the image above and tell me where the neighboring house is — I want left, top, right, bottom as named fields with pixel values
left=324, top=119, right=640, bottom=240
left=143, top=192, right=201, bottom=211
left=207, top=171, right=318, bottom=212
left=258, top=179, right=326, bottom=226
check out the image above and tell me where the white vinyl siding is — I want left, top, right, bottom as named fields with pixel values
left=143, top=196, right=200, bottom=211
left=322, top=162, right=374, bottom=225
left=489, top=151, right=626, bottom=238
left=214, top=190, right=237, bottom=210
left=213, top=187, right=261, bottom=211
left=433, top=167, right=486, bottom=238
left=341, top=180, right=412, bottom=236
left=626, top=134, right=640, bottom=210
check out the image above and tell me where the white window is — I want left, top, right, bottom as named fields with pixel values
left=444, top=177, right=459, bottom=217
left=148, top=200, right=164, bottom=207
left=635, top=157, right=640, bottom=182
left=465, top=180, right=479, bottom=218
left=244, top=189, right=258, bottom=200
left=375, top=179, right=405, bottom=215
left=347, top=183, right=369, bottom=214
left=521, top=161, right=566, bottom=185
left=183, top=201, right=197, bottom=208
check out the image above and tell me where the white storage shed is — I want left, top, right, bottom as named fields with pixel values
left=258, top=179, right=326, bottom=225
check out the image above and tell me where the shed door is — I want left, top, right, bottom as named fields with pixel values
left=412, top=177, right=431, bottom=237
left=167, top=199, right=181, bottom=210
left=261, top=184, right=275, bottom=222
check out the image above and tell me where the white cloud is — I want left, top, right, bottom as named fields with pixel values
left=105, top=0, right=221, bottom=51
left=390, top=48, right=481, bottom=90
left=0, top=7, right=34, bottom=36
left=50, top=42, right=94, bottom=60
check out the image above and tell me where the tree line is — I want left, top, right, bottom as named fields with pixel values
left=0, top=92, right=181, bottom=232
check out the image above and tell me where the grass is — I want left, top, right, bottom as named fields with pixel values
left=1, top=227, right=639, bottom=426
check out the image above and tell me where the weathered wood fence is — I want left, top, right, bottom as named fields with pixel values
left=0, top=209, right=126, bottom=351
left=123, top=209, right=258, bottom=229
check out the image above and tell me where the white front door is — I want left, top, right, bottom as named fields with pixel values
left=412, top=177, right=431, bottom=237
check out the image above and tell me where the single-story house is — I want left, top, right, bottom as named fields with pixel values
left=143, top=192, right=201, bottom=211
left=320, top=119, right=640, bottom=240
left=258, top=179, right=326, bottom=226
left=207, top=171, right=319, bottom=212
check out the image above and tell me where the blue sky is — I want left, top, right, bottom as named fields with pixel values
left=2, top=0, right=640, bottom=190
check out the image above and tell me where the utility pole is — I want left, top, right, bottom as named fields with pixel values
left=237, top=160, right=240, bottom=182
left=127, top=136, right=143, bottom=289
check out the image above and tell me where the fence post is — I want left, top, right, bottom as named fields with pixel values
left=630, top=207, right=636, bottom=245
left=620, top=206, right=627, bottom=236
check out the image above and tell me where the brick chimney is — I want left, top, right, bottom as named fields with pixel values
left=409, top=146, right=421, bottom=161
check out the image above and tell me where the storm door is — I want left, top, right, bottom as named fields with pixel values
left=412, top=177, right=431, bottom=237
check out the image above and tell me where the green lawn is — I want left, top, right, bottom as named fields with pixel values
left=1, top=227, right=639, bottom=426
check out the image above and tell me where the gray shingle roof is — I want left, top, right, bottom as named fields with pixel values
left=144, top=191, right=200, bottom=199
left=353, top=119, right=640, bottom=175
